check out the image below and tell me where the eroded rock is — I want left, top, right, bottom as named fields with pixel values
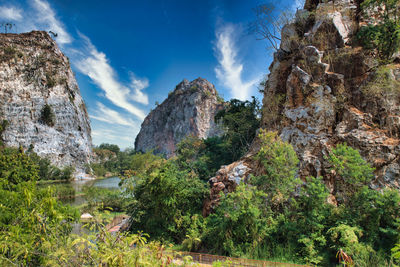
left=135, top=78, right=224, bottom=157
left=0, top=31, right=92, bottom=177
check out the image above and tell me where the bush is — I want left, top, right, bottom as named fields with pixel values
left=82, top=186, right=128, bottom=212
left=215, top=97, right=261, bottom=161
left=204, top=184, right=272, bottom=257
left=46, top=72, right=57, bottom=88
left=251, top=130, right=300, bottom=207
left=358, top=0, right=400, bottom=61
left=327, top=143, right=374, bottom=199
left=29, top=153, right=74, bottom=181
left=40, top=104, right=56, bottom=126
left=126, top=160, right=207, bottom=243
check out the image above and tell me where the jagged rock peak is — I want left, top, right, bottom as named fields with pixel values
left=0, top=31, right=92, bottom=178
left=262, top=0, right=400, bottom=190
left=134, top=78, right=224, bottom=157
left=203, top=0, right=400, bottom=214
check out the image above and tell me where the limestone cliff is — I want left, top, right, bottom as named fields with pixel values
left=0, top=31, right=92, bottom=178
left=204, top=0, right=400, bottom=214
left=261, top=0, right=400, bottom=190
left=135, top=78, right=224, bottom=157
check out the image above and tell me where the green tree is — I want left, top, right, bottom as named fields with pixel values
left=251, top=130, right=300, bottom=207
left=175, top=135, right=233, bottom=180
left=126, top=160, right=207, bottom=242
left=0, top=146, right=78, bottom=265
left=204, top=184, right=272, bottom=257
left=99, top=143, right=120, bottom=154
left=328, top=143, right=374, bottom=199
left=215, top=97, right=261, bottom=161
left=358, top=0, right=400, bottom=61
left=40, top=104, right=56, bottom=126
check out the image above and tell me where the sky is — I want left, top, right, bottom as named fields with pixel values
left=0, top=0, right=303, bottom=149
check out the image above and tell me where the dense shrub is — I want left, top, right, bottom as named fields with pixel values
left=125, top=159, right=207, bottom=243
left=40, top=104, right=56, bottom=126
left=357, top=0, right=400, bottom=61
left=215, top=97, right=261, bottom=161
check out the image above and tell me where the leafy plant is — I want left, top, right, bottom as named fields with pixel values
left=251, top=130, right=300, bottom=206
left=327, top=143, right=374, bottom=199
left=40, top=104, right=56, bottom=126
left=215, top=97, right=261, bottom=161
left=358, top=0, right=400, bottom=61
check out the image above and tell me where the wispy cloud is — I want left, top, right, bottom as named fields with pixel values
left=30, top=0, right=72, bottom=44
left=214, top=24, right=258, bottom=101
left=129, top=73, right=149, bottom=105
left=90, top=102, right=134, bottom=126
left=1, top=0, right=149, bottom=146
left=92, top=124, right=138, bottom=148
left=0, top=6, right=23, bottom=21
left=75, top=34, right=147, bottom=120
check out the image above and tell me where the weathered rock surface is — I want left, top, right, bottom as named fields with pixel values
left=204, top=0, right=400, bottom=214
left=202, top=159, right=253, bottom=216
left=0, top=31, right=92, bottom=178
left=135, top=78, right=224, bottom=157
left=262, top=0, right=400, bottom=191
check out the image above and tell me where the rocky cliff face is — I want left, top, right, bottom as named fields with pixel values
left=204, top=0, right=400, bottom=214
left=263, top=0, right=400, bottom=190
left=135, top=78, right=224, bottom=157
left=0, top=31, right=92, bottom=178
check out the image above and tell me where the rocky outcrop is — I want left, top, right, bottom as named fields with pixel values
left=135, top=78, right=224, bottom=157
left=202, top=159, right=253, bottom=217
left=261, top=0, right=400, bottom=191
left=0, top=31, right=92, bottom=178
left=204, top=0, right=400, bottom=215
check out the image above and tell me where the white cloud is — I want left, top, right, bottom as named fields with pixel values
left=214, top=24, right=258, bottom=101
left=30, top=0, right=72, bottom=45
left=75, top=34, right=147, bottom=120
left=129, top=73, right=149, bottom=105
left=90, top=102, right=134, bottom=126
left=92, top=124, right=138, bottom=149
left=293, top=0, right=306, bottom=11
left=0, top=6, right=23, bottom=21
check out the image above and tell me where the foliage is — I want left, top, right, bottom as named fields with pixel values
left=215, top=97, right=261, bottom=161
left=0, top=46, right=23, bottom=62
left=82, top=186, right=129, bottom=213
left=204, top=184, right=272, bottom=257
left=251, top=130, right=300, bottom=206
left=125, top=159, right=207, bottom=243
left=90, top=144, right=135, bottom=177
left=358, top=0, right=400, bottom=61
left=0, top=146, right=39, bottom=186
left=40, top=104, right=56, bottom=127
left=361, top=65, right=400, bottom=97
left=0, top=119, right=8, bottom=142
left=361, top=66, right=400, bottom=134
left=175, top=135, right=233, bottom=180
left=45, top=72, right=57, bottom=88
left=327, top=143, right=374, bottom=198
left=99, top=143, right=121, bottom=154
left=29, top=152, right=74, bottom=181
left=0, top=146, right=79, bottom=265
left=49, top=218, right=184, bottom=267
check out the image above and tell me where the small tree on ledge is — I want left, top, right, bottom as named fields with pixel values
left=40, top=104, right=56, bottom=127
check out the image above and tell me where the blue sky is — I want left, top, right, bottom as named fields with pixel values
left=0, top=0, right=303, bottom=148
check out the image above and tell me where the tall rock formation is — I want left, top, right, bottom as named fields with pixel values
left=0, top=31, right=92, bottom=178
left=204, top=0, right=400, bottom=214
left=261, top=0, right=400, bottom=190
left=135, top=78, right=224, bottom=157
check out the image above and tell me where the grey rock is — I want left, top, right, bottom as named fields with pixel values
left=134, top=78, right=224, bottom=157
left=0, top=31, right=92, bottom=178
